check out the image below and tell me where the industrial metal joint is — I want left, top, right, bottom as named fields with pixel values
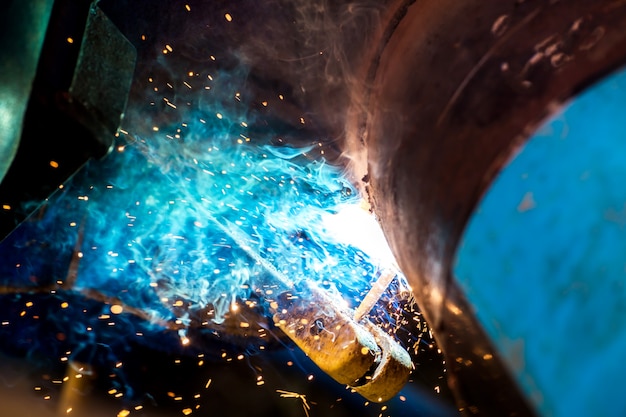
left=270, top=282, right=414, bottom=403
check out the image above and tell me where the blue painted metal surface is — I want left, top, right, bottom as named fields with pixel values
left=454, top=65, right=626, bottom=417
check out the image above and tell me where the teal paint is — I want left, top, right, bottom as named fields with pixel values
left=454, top=65, right=626, bottom=417
left=0, top=0, right=55, bottom=182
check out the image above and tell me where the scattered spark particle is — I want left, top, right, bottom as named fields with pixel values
left=277, top=390, right=311, bottom=417
left=205, top=379, right=212, bottom=389
left=60, top=302, right=69, bottom=309
left=225, top=13, right=232, bottom=22
left=483, top=353, right=493, bottom=360
left=183, top=409, right=193, bottom=415
left=110, top=305, right=123, bottom=315
left=165, top=44, right=173, bottom=52
left=66, top=407, right=73, bottom=414
left=2, top=204, right=10, bottom=210
left=184, top=4, right=190, bottom=11
left=399, top=395, right=406, bottom=402
left=50, top=160, right=59, bottom=168
left=240, top=322, right=250, bottom=328
left=307, top=375, right=314, bottom=381
left=117, top=410, right=131, bottom=417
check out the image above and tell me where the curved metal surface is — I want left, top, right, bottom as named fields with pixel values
left=347, top=0, right=626, bottom=415
left=0, top=0, right=54, bottom=183
left=454, top=65, right=626, bottom=417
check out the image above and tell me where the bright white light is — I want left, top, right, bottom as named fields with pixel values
left=320, top=203, right=397, bottom=267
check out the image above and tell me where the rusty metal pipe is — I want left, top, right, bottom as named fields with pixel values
left=345, top=0, right=626, bottom=415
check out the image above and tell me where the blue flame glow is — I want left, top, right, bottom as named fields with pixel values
left=0, top=86, right=406, bottom=342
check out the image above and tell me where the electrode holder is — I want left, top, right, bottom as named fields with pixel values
left=271, top=284, right=413, bottom=403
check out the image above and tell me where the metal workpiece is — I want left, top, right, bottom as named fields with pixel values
left=454, top=66, right=626, bottom=417
left=271, top=284, right=413, bottom=403
left=345, top=0, right=626, bottom=415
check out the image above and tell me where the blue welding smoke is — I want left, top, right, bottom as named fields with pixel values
left=0, top=89, right=401, bottom=340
